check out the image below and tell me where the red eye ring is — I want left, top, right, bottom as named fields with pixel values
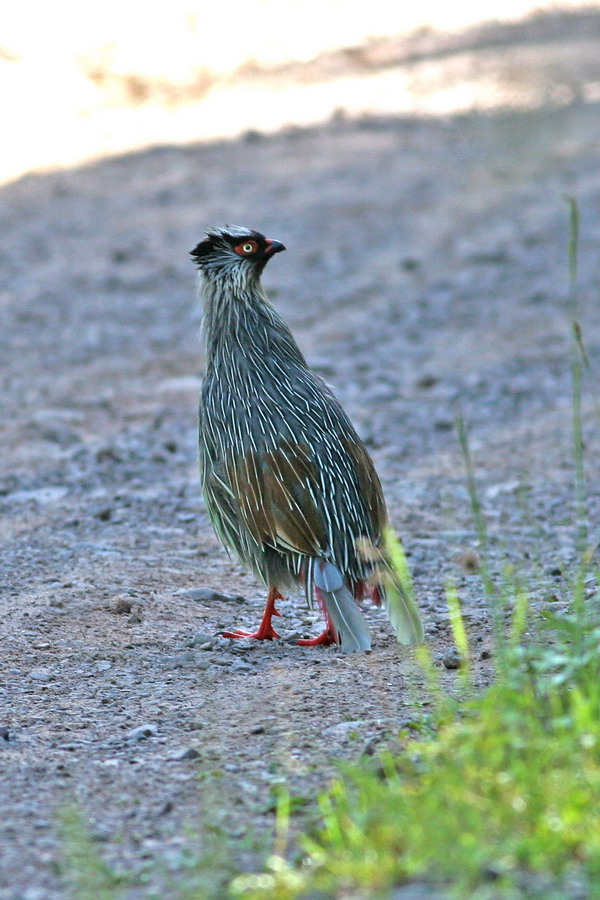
left=235, top=240, right=259, bottom=256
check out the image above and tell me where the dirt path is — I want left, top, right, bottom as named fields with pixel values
left=2, top=19, right=600, bottom=897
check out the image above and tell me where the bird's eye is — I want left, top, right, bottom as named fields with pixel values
left=235, top=240, right=258, bottom=256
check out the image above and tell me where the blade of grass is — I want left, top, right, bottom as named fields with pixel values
left=446, top=581, right=472, bottom=688
left=565, top=195, right=588, bottom=559
left=456, top=413, right=507, bottom=668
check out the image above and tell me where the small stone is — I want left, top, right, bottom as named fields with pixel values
left=191, top=631, right=215, bottom=647
left=94, top=659, right=112, bottom=672
left=543, top=564, right=563, bottom=577
left=31, top=641, right=51, bottom=650
left=128, top=723, right=158, bottom=741
left=0, top=726, right=10, bottom=741
left=95, top=445, right=123, bottom=463
left=114, top=596, right=133, bottom=614
left=457, top=549, right=480, bottom=573
left=28, top=667, right=54, bottom=682
left=180, top=587, right=246, bottom=603
left=480, top=648, right=492, bottom=660
left=442, top=648, right=462, bottom=670
left=193, top=655, right=211, bottom=671
left=230, top=659, right=253, bottom=673
left=20, top=888, right=49, bottom=900
left=170, top=747, right=200, bottom=761
left=415, top=373, right=438, bottom=389
left=400, top=257, right=421, bottom=272
left=250, top=724, right=265, bottom=734
left=323, top=720, right=369, bottom=738
left=362, top=737, right=379, bottom=756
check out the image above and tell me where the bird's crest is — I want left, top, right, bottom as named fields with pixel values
left=190, top=225, right=258, bottom=264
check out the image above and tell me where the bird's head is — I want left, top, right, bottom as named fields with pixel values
left=190, top=226, right=286, bottom=288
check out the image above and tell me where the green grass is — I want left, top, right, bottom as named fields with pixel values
left=59, top=807, right=126, bottom=900
left=230, top=571, right=600, bottom=900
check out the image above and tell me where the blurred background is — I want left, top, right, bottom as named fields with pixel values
left=2, top=0, right=600, bottom=184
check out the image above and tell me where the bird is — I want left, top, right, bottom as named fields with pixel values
left=191, top=225, right=423, bottom=652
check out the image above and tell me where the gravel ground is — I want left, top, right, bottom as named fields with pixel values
left=2, top=18, right=600, bottom=898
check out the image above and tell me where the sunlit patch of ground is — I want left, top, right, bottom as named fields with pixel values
left=1, top=1, right=599, bottom=184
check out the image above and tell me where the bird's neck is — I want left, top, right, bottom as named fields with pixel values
left=199, top=275, right=306, bottom=370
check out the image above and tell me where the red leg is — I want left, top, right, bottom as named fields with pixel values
left=223, top=588, right=283, bottom=641
left=370, top=583, right=384, bottom=607
left=296, top=586, right=340, bottom=647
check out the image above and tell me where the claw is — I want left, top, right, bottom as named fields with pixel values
left=223, top=588, right=283, bottom=642
left=296, top=626, right=338, bottom=647
left=223, top=624, right=281, bottom=641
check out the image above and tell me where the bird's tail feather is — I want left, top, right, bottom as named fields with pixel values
left=314, top=559, right=371, bottom=653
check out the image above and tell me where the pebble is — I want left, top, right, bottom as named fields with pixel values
left=230, top=659, right=253, bottom=673
left=114, top=596, right=133, bottom=614
left=94, top=659, right=113, bottom=672
left=179, top=587, right=246, bottom=604
left=20, top=888, right=49, bottom=900
left=28, top=667, right=54, bottom=682
left=193, top=654, right=211, bottom=671
left=323, top=720, right=369, bottom=738
left=0, top=726, right=10, bottom=741
left=457, top=549, right=481, bottom=573
left=9, top=486, right=69, bottom=506
left=157, top=652, right=195, bottom=669
left=190, top=631, right=215, bottom=647
left=442, top=648, right=462, bottom=670
left=170, top=747, right=200, bottom=761
left=128, top=723, right=158, bottom=741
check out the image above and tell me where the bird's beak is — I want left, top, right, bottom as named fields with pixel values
left=264, top=239, right=286, bottom=258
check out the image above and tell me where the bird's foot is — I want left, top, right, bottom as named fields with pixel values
left=223, top=623, right=281, bottom=641
left=296, top=626, right=338, bottom=647
left=223, top=595, right=283, bottom=641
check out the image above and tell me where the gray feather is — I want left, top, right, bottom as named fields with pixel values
left=315, top=559, right=371, bottom=653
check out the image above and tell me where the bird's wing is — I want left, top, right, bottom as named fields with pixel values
left=227, top=439, right=328, bottom=556
left=341, top=434, right=388, bottom=538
